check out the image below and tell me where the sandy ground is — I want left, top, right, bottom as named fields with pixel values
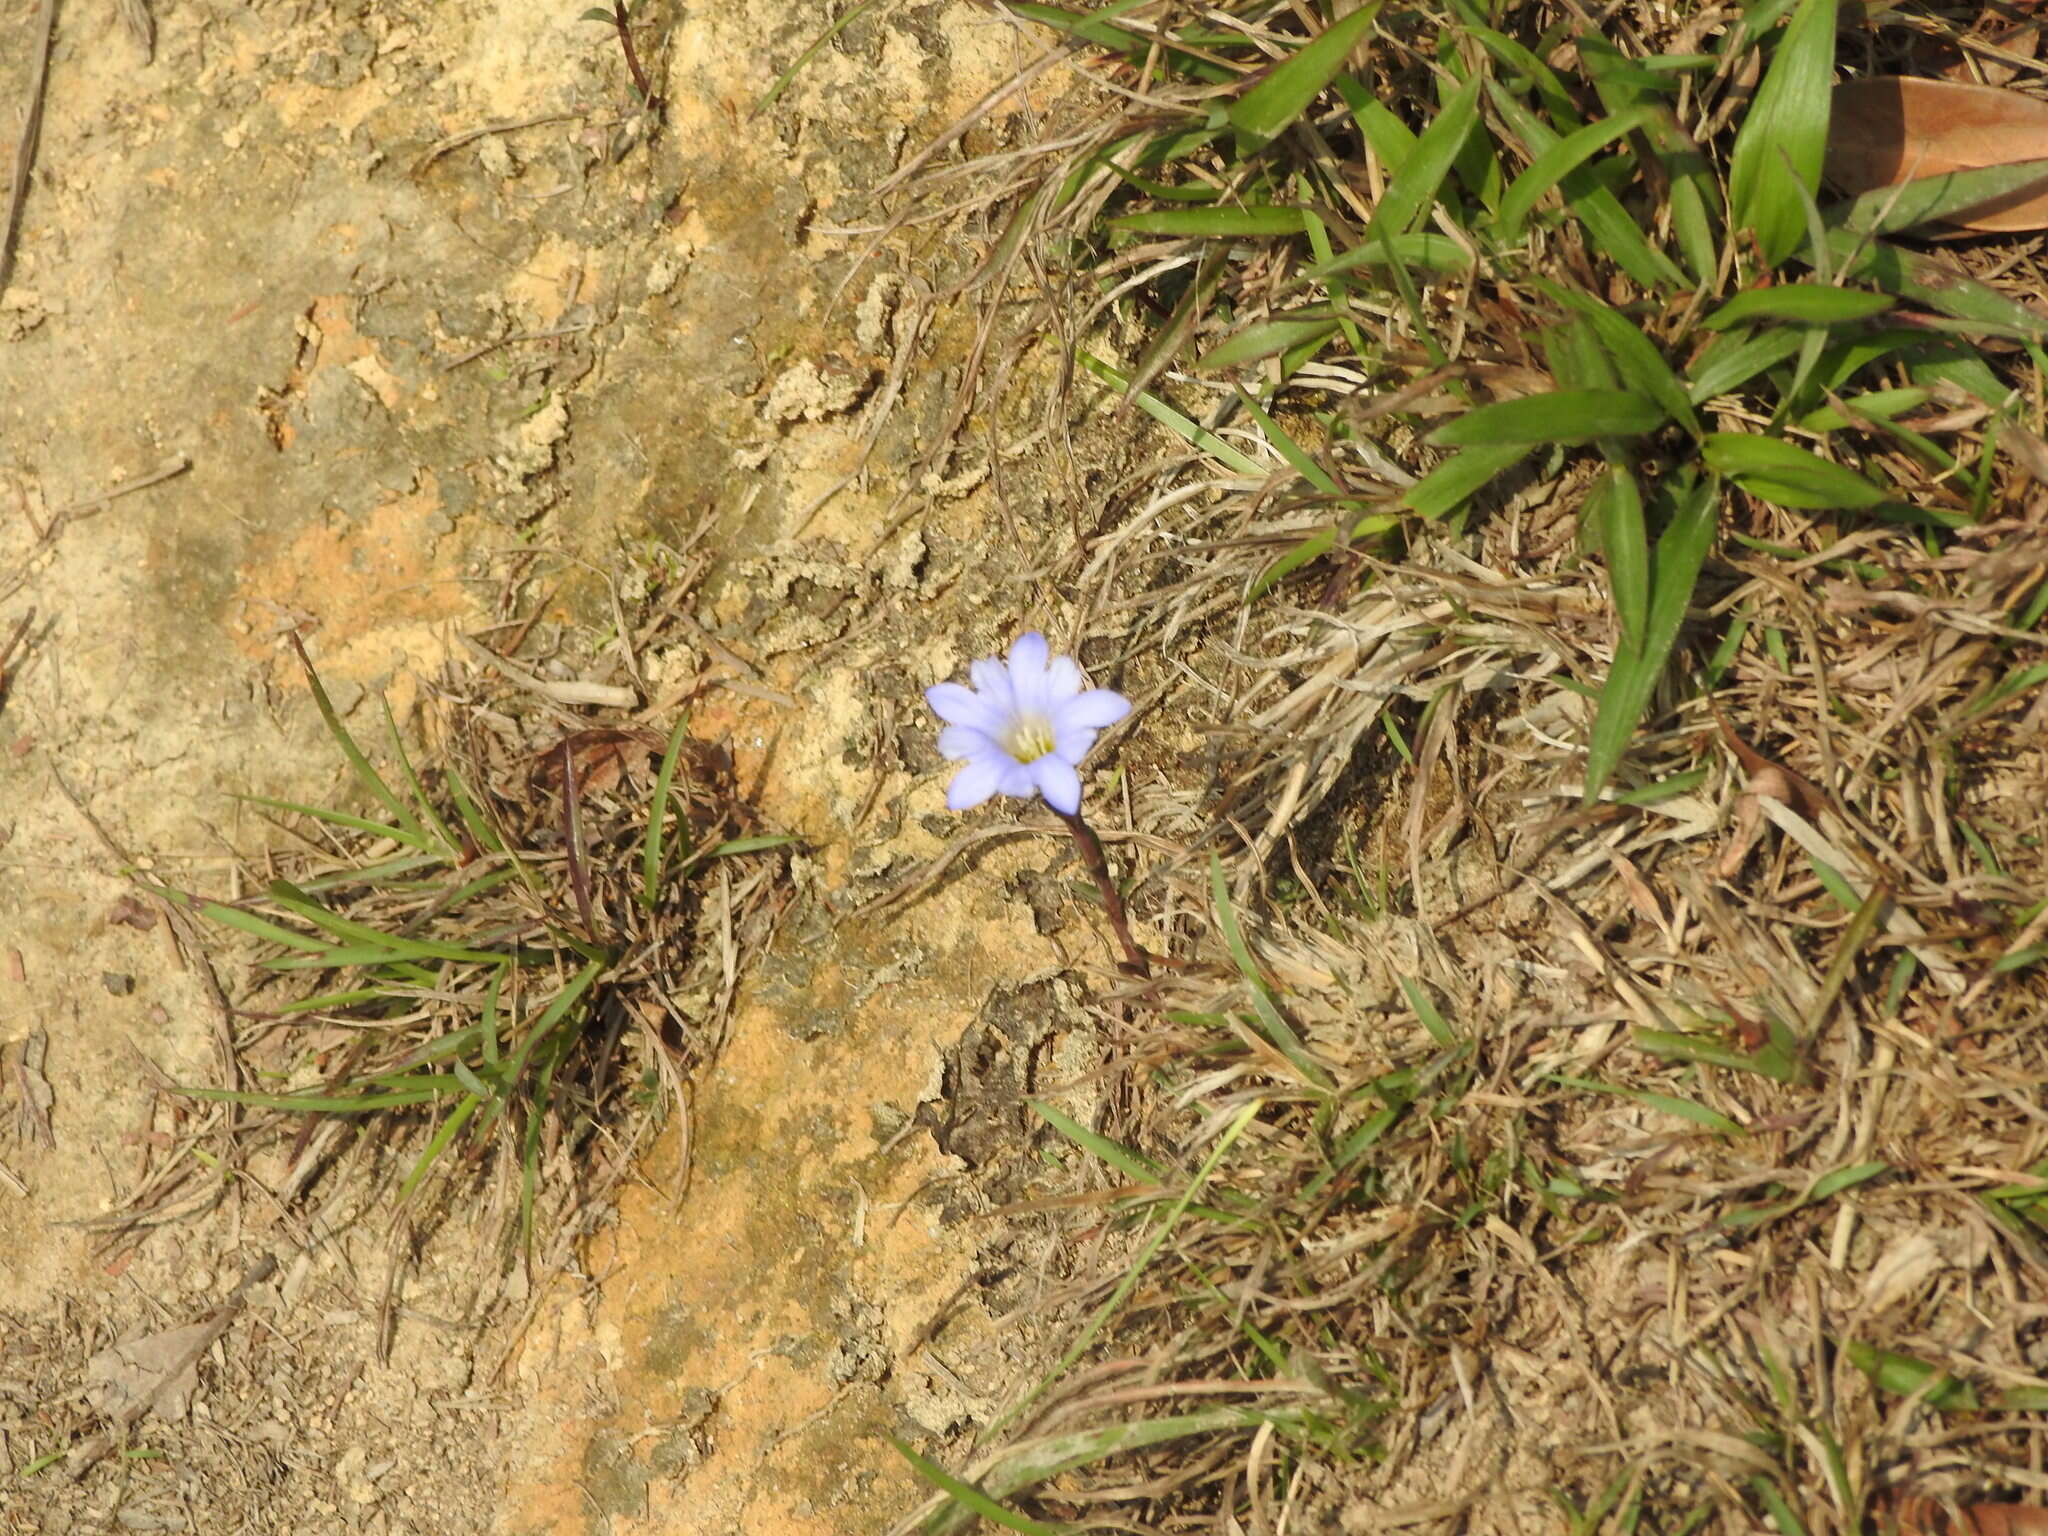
left=0, top=1, right=1108, bottom=1530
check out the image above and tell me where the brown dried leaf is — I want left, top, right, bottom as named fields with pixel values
left=84, top=1321, right=211, bottom=1422
left=1828, top=77, right=2048, bottom=232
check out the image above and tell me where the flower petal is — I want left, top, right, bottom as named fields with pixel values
left=968, top=657, right=1017, bottom=718
left=1046, top=656, right=1086, bottom=702
left=1030, top=755, right=1082, bottom=815
left=1006, top=631, right=1052, bottom=715
left=1008, top=630, right=1050, bottom=676
left=926, top=682, right=1002, bottom=734
left=945, top=757, right=1003, bottom=811
left=1053, top=726, right=1099, bottom=764
left=1052, top=687, right=1131, bottom=732
left=937, top=724, right=997, bottom=761
left=995, top=757, right=1035, bottom=799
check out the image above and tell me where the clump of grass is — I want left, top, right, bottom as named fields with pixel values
left=134, top=607, right=789, bottom=1273
left=884, top=0, right=2048, bottom=1529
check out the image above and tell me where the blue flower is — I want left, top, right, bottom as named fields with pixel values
left=925, top=632, right=1131, bottom=815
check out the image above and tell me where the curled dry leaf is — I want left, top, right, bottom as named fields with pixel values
left=1827, top=77, right=2048, bottom=231
left=1716, top=767, right=1790, bottom=879
left=84, top=1322, right=212, bottom=1422
left=1859, top=1229, right=1961, bottom=1313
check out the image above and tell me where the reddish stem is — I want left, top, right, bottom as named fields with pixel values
left=1053, top=808, right=1153, bottom=979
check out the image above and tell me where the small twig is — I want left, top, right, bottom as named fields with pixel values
left=1053, top=808, right=1154, bottom=978
left=61, top=1253, right=278, bottom=1481
left=46, top=455, right=192, bottom=521
left=458, top=632, right=637, bottom=709
left=410, top=110, right=589, bottom=177
left=0, top=0, right=58, bottom=299
left=2, top=459, right=192, bottom=608
left=441, top=321, right=597, bottom=372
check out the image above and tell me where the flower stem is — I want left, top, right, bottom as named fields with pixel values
left=1053, top=808, right=1152, bottom=979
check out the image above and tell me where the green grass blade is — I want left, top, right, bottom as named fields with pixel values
left=1701, top=432, right=1887, bottom=508
left=1428, top=390, right=1665, bottom=447
left=755, top=0, right=886, bottom=113
left=1399, top=977, right=1459, bottom=1046
left=641, top=713, right=693, bottom=909
left=1685, top=327, right=1809, bottom=403
left=1700, top=285, right=1893, bottom=330
left=1535, top=285, right=1700, bottom=436
left=1339, top=77, right=1417, bottom=171
left=1030, top=1098, right=1167, bottom=1185
left=397, top=1093, right=485, bottom=1203
left=379, top=693, right=460, bottom=857
left=1110, top=206, right=1309, bottom=238
left=1807, top=1160, right=1889, bottom=1202
left=1362, top=73, right=1481, bottom=241
left=894, top=1438, right=1067, bottom=1536
left=442, top=764, right=506, bottom=856
left=1548, top=1074, right=1743, bottom=1135
left=1828, top=229, right=2046, bottom=339
left=1644, top=110, right=1720, bottom=285
left=1233, top=387, right=1346, bottom=496
left=177, top=1083, right=448, bottom=1112
left=1844, top=1341, right=1979, bottom=1411
left=1590, top=465, right=1649, bottom=655
left=1227, top=2, right=1381, bottom=152
left=1247, top=505, right=1404, bottom=599
left=1497, top=106, right=1654, bottom=239
left=143, top=884, right=331, bottom=954
left=1402, top=441, right=1528, bottom=519
left=1209, top=855, right=1333, bottom=1089
left=1726, top=0, right=1836, bottom=267
left=1830, top=156, right=2048, bottom=236
left=1304, top=231, right=1473, bottom=280
left=1197, top=315, right=1342, bottom=372
left=1010, top=0, right=1232, bottom=84
left=1635, top=1025, right=1804, bottom=1083
left=1582, top=468, right=1714, bottom=802
left=1078, top=350, right=1264, bottom=475
left=234, top=794, right=428, bottom=844
left=1484, top=81, right=1688, bottom=291
left=264, top=880, right=510, bottom=965
left=288, top=635, right=430, bottom=849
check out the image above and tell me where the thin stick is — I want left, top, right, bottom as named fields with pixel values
left=1053, top=808, right=1153, bottom=978
left=0, top=0, right=58, bottom=299
left=410, top=110, right=589, bottom=177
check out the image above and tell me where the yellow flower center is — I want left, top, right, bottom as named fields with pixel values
left=1003, top=714, right=1057, bottom=764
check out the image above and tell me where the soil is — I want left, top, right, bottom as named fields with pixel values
left=0, top=2, right=1103, bottom=1531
